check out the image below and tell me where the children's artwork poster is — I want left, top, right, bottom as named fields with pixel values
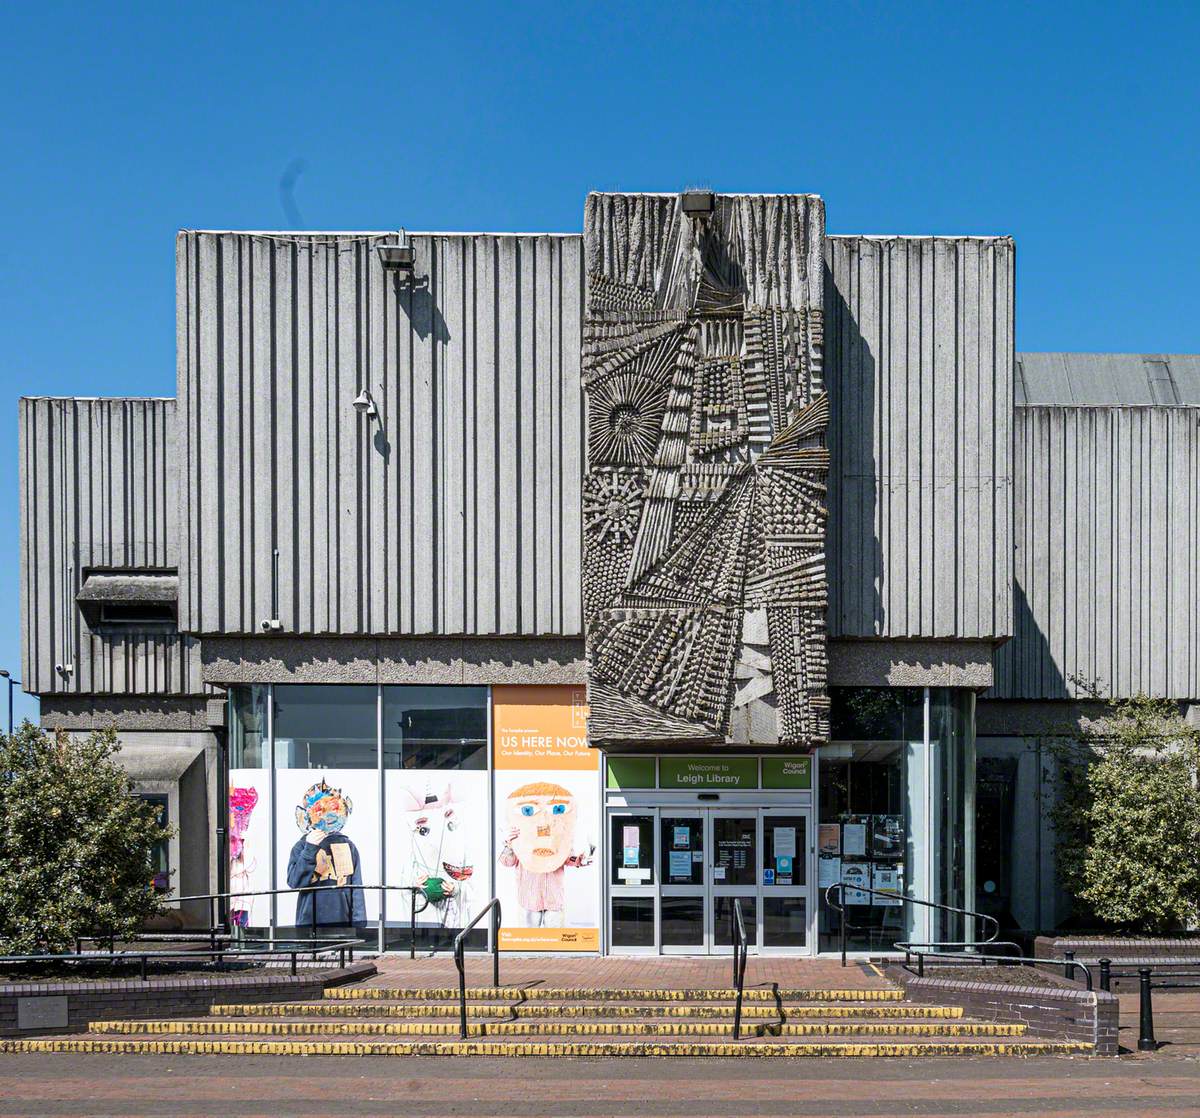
left=493, top=685, right=599, bottom=951
left=273, top=769, right=380, bottom=927
left=384, top=770, right=490, bottom=932
left=228, top=770, right=271, bottom=928
left=840, top=861, right=871, bottom=905
left=817, top=823, right=841, bottom=856
left=872, top=864, right=902, bottom=906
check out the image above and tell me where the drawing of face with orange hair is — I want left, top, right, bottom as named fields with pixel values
left=504, top=782, right=577, bottom=874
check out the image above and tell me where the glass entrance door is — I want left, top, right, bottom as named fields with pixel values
left=660, top=811, right=705, bottom=952
left=711, top=812, right=758, bottom=955
left=605, top=804, right=813, bottom=955
left=761, top=810, right=809, bottom=951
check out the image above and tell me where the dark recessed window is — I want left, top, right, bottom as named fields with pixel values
left=97, top=601, right=178, bottom=627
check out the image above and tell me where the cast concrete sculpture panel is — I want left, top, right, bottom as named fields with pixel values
left=582, top=192, right=829, bottom=748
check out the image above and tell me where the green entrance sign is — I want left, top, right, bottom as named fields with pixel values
left=605, top=756, right=656, bottom=790
left=658, top=757, right=758, bottom=789
left=761, top=756, right=812, bottom=789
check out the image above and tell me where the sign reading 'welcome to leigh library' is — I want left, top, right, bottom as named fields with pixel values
left=606, top=755, right=813, bottom=791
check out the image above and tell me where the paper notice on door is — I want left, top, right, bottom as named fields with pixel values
left=668, top=850, right=691, bottom=878
left=673, top=826, right=690, bottom=849
left=712, top=865, right=726, bottom=881
left=623, top=825, right=639, bottom=847
left=773, top=827, right=796, bottom=860
left=618, top=868, right=650, bottom=883
left=623, top=846, right=639, bottom=867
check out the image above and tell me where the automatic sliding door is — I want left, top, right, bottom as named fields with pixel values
left=660, top=812, right=705, bottom=952
left=710, top=812, right=758, bottom=953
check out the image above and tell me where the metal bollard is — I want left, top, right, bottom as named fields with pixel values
left=1063, top=949, right=1075, bottom=981
left=1099, top=958, right=1111, bottom=993
left=917, top=953, right=924, bottom=978
left=1138, top=968, right=1156, bottom=1051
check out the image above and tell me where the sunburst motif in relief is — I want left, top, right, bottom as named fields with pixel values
left=587, top=374, right=668, bottom=464
left=583, top=470, right=645, bottom=544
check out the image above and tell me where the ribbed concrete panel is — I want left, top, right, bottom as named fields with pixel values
left=824, top=236, right=1015, bottom=640
left=19, top=397, right=204, bottom=696
left=1016, top=353, right=1200, bottom=406
left=176, top=232, right=584, bottom=636
left=993, top=406, right=1200, bottom=700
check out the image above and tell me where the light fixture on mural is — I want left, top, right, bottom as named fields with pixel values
left=376, top=243, right=415, bottom=273
left=680, top=190, right=715, bottom=217
left=352, top=389, right=378, bottom=418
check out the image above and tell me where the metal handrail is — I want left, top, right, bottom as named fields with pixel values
left=895, top=945, right=1095, bottom=992
left=730, top=898, right=749, bottom=1041
left=453, top=897, right=501, bottom=1039
left=824, top=881, right=1001, bottom=966
left=0, top=939, right=361, bottom=980
left=167, top=884, right=432, bottom=958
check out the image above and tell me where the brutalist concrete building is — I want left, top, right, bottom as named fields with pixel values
left=18, top=191, right=1200, bottom=955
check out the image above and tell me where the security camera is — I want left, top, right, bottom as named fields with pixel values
left=260, top=618, right=283, bottom=632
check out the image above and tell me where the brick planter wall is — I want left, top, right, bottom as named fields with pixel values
left=0, top=961, right=376, bottom=1037
left=1035, top=935, right=1200, bottom=961
left=886, top=966, right=1119, bottom=1056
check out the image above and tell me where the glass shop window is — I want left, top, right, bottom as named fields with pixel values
left=273, top=685, right=378, bottom=769
left=229, top=685, right=268, bottom=767
left=139, top=794, right=170, bottom=892
left=383, top=686, right=487, bottom=770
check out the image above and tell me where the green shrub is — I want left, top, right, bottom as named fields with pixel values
left=1052, top=694, right=1200, bottom=933
left=0, top=724, right=174, bottom=954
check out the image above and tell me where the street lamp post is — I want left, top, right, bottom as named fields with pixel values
left=0, top=670, right=19, bottom=736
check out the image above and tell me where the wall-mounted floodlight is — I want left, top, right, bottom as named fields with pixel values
left=681, top=190, right=715, bottom=217
left=352, top=390, right=378, bottom=418
left=377, top=243, right=415, bottom=272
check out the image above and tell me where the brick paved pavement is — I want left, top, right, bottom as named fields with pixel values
left=1, top=1052, right=1199, bottom=1116
left=366, top=952, right=889, bottom=990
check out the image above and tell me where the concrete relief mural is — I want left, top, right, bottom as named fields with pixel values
left=582, top=192, right=830, bottom=748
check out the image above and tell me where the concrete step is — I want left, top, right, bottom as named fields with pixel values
left=325, top=986, right=904, bottom=1003
left=0, top=1035, right=1092, bottom=1058
left=90, top=1018, right=1025, bottom=1038
left=211, top=1001, right=963, bottom=1020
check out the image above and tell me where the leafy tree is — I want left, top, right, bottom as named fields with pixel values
left=1051, top=693, right=1200, bottom=933
left=0, top=724, right=174, bottom=954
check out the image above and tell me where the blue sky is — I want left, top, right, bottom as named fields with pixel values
left=1, top=1, right=1197, bottom=724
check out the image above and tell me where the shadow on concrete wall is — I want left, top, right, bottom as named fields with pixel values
left=823, top=263, right=884, bottom=639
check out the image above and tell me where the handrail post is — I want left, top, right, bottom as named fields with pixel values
left=730, top=903, right=737, bottom=987
left=410, top=889, right=417, bottom=961
left=1063, top=949, right=1075, bottom=981
left=1099, top=958, right=1111, bottom=993
left=1138, top=968, right=1156, bottom=1051
left=458, top=940, right=468, bottom=1039
left=492, top=904, right=500, bottom=989
left=918, top=952, right=924, bottom=978
left=839, top=887, right=846, bottom=968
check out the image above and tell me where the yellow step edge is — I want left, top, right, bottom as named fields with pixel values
left=211, top=1002, right=963, bottom=1020
left=90, top=1020, right=1028, bottom=1038
left=0, top=1038, right=1093, bottom=1058
left=325, top=987, right=903, bottom=1003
